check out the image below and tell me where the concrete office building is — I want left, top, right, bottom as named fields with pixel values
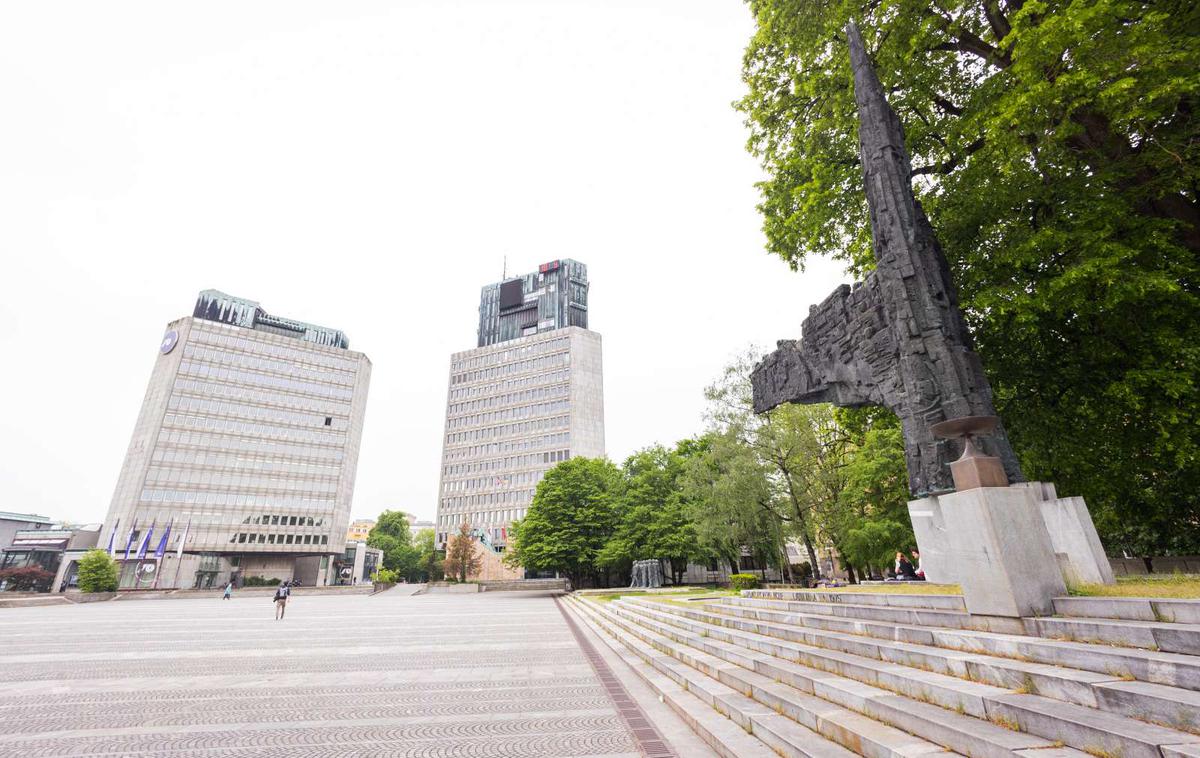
left=99, top=290, right=371, bottom=588
left=0, top=512, right=53, bottom=555
left=435, top=260, right=604, bottom=552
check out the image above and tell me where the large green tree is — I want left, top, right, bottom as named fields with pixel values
left=680, top=430, right=790, bottom=579
left=598, top=444, right=704, bottom=585
left=704, top=351, right=846, bottom=576
left=413, top=528, right=444, bottom=583
left=367, top=511, right=420, bottom=580
left=505, top=457, right=624, bottom=587
left=739, top=0, right=1200, bottom=552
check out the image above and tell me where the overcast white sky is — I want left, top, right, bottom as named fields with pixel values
left=0, top=1, right=846, bottom=525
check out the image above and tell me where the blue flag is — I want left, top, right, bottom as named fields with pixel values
left=123, top=520, right=138, bottom=561
left=106, top=519, right=119, bottom=556
left=136, top=522, right=155, bottom=560
left=153, top=521, right=172, bottom=559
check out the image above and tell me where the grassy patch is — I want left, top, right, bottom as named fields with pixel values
left=587, top=586, right=730, bottom=603
left=1068, top=574, right=1200, bottom=599
left=804, top=583, right=962, bottom=596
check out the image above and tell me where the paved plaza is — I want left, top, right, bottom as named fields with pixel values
left=0, top=590, right=688, bottom=757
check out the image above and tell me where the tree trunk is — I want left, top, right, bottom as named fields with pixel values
left=781, top=467, right=823, bottom=581
left=778, top=538, right=794, bottom=584
left=800, top=529, right=821, bottom=581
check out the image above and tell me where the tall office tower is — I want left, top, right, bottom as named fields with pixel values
left=436, top=260, right=604, bottom=553
left=100, top=290, right=371, bottom=588
left=477, top=258, right=589, bottom=346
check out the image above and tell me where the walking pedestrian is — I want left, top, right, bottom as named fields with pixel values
left=223, top=581, right=233, bottom=600
left=273, top=584, right=288, bottom=620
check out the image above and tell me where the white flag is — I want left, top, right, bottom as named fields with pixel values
left=176, top=518, right=190, bottom=560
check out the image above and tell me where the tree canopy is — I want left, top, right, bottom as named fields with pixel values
left=367, top=510, right=420, bottom=580
left=739, top=0, right=1200, bottom=552
left=77, top=549, right=119, bottom=593
left=505, top=457, right=625, bottom=586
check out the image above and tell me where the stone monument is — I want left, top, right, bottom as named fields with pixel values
left=629, top=560, right=664, bottom=589
left=752, top=21, right=1112, bottom=616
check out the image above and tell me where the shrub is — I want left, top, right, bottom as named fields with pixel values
left=77, top=550, right=119, bottom=593
left=372, top=568, right=399, bottom=584
left=0, top=566, right=55, bottom=592
left=730, top=573, right=760, bottom=591
left=242, top=576, right=280, bottom=587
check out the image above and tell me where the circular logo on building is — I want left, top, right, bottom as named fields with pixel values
left=160, top=329, right=179, bottom=354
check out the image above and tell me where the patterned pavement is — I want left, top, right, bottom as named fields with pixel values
left=0, top=590, right=640, bottom=757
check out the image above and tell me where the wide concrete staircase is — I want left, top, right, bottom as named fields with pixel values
left=565, top=589, right=1200, bottom=758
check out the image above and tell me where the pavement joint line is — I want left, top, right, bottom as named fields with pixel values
left=556, top=595, right=680, bottom=758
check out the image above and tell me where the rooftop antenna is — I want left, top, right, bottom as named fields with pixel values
left=502, top=255, right=507, bottom=280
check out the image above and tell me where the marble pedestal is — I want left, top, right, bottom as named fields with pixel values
left=909, top=486, right=1066, bottom=617
left=1011, top=482, right=1115, bottom=586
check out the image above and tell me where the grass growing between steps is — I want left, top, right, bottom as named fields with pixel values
left=808, top=583, right=962, bottom=595
left=586, top=587, right=737, bottom=603
left=1068, top=574, right=1200, bottom=598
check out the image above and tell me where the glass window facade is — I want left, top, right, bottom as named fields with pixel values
left=476, top=259, right=588, bottom=347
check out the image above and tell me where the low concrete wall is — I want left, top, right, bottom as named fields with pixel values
left=0, top=595, right=74, bottom=609
left=426, top=582, right=480, bottom=594
left=479, top=578, right=568, bottom=593
left=1108, top=556, right=1200, bottom=576
left=71, top=592, right=118, bottom=603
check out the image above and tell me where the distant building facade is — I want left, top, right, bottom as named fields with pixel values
left=334, top=541, right=383, bottom=585
left=99, top=290, right=371, bottom=589
left=0, top=523, right=100, bottom=593
left=0, top=512, right=53, bottom=557
left=346, top=518, right=375, bottom=542
left=436, top=261, right=604, bottom=552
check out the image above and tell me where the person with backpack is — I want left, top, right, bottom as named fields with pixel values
left=273, top=583, right=288, bottom=620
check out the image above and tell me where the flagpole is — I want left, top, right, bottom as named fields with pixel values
left=152, top=518, right=173, bottom=590
left=171, top=518, right=191, bottom=590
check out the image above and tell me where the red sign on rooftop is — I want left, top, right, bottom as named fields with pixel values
left=539, top=260, right=560, bottom=274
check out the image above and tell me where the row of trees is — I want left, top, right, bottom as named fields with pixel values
left=367, top=512, right=483, bottom=584
left=504, top=352, right=917, bottom=588
left=366, top=510, right=443, bottom=583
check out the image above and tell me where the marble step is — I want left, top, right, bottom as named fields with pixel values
left=586, top=598, right=1082, bottom=758
left=565, top=598, right=884, bottom=758
left=609, top=599, right=1200, bottom=758
left=575, top=598, right=971, bottom=758
left=724, top=595, right=1023, bottom=634
left=1024, top=615, right=1200, bottom=655
left=743, top=590, right=967, bottom=612
left=1051, top=597, right=1200, bottom=625
left=711, top=599, right=1200, bottom=691
left=564, top=598, right=782, bottom=758
left=629, top=598, right=1200, bottom=729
